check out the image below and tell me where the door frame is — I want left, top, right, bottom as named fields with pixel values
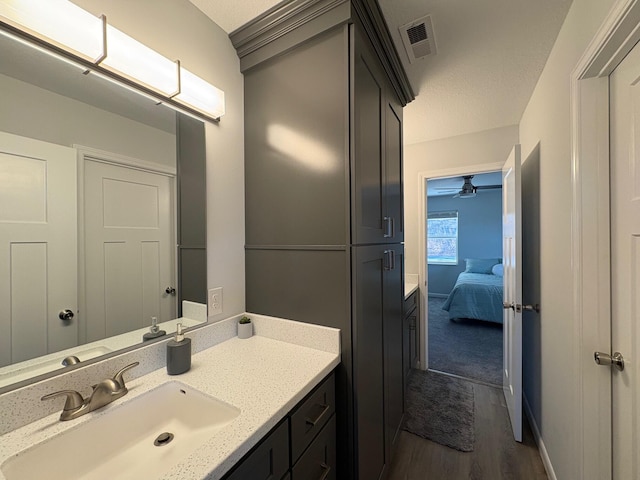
left=417, top=161, right=504, bottom=371
left=572, top=0, right=640, bottom=478
left=74, top=145, right=177, bottom=344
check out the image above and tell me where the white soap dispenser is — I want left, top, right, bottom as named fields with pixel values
left=166, top=322, right=191, bottom=375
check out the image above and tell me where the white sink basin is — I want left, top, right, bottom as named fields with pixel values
left=1, top=381, right=240, bottom=480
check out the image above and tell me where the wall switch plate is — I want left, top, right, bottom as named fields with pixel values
left=208, top=287, right=223, bottom=316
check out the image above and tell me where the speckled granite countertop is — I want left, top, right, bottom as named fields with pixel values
left=0, top=314, right=340, bottom=480
left=405, top=282, right=418, bottom=299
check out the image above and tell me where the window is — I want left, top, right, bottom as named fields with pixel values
left=427, top=211, right=458, bottom=265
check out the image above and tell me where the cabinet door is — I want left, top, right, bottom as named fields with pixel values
left=291, top=415, right=337, bottom=480
left=385, top=97, right=403, bottom=242
left=353, top=245, right=387, bottom=479
left=352, top=27, right=386, bottom=245
left=384, top=245, right=404, bottom=458
left=225, top=420, right=290, bottom=480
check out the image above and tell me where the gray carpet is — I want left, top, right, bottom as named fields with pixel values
left=403, top=369, right=475, bottom=452
left=428, top=296, right=503, bottom=385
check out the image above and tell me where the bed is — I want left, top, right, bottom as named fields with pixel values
left=441, top=260, right=504, bottom=324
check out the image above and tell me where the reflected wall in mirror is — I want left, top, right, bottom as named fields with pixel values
left=0, top=31, right=207, bottom=391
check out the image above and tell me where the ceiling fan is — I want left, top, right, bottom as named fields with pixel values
left=435, top=175, right=502, bottom=198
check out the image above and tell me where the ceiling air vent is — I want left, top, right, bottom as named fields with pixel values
left=399, top=15, right=436, bottom=63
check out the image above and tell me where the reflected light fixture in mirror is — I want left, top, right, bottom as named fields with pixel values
left=0, top=0, right=104, bottom=61
left=0, top=0, right=225, bottom=121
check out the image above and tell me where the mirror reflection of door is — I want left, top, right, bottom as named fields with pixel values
left=0, top=132, right=78, bottom=367
left=82, top=158, right=176, bottom=343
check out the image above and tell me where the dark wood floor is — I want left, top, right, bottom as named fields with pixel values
left=387, top=377, right=548, bottom=480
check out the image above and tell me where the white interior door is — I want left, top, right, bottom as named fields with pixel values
left=610, top=40, right=640, bottom=480
left=502, top=144, right=522, bottom=442
left=0, top=132, right=77, bottom=367
left=83, top=159, right=175, bottom=342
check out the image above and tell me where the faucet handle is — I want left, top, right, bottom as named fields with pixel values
left=61, top=355, right=80, bottom=367
left=41, top=390, right=85, bottom=411
left=112, top=362, right=139, bottom=390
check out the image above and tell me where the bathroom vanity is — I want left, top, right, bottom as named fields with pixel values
left=0, top=314, right=340, bottom=480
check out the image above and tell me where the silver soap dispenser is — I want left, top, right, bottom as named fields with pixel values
left=166, top=323, right=191, bottom=375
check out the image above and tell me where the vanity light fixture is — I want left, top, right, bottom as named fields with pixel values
left=175, top=66, right=226, bottom=120
left=0, top=0, right=225, bottom=121
left=100, top=25, right=180, bottom=97
left=0, top=0, right=104, bottom=62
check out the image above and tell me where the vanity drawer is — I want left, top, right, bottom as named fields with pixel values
left=404, top=290, right=417, bottom=314
left=290, top=372, right=335, bottom=463
left=225, top=419, right=290, bottom=480
left=291, top=415, right=336, bottom=480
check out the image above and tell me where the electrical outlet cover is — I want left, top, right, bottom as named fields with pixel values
left=208, top=287, right=223, bottom=315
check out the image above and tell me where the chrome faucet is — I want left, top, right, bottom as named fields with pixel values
left=41, top=362, right=139, bottom=421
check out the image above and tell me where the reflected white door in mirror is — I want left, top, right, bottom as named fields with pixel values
left=82, top=158, right=175, bottom=342
left=0, top=132, right=201, bottom=390
left=0, top=132, right=78, bottom=367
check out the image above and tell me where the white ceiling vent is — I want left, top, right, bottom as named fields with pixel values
left=399, top=15, right=436, bottom=63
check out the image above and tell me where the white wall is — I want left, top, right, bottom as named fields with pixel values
left=404, top=124, right=519, bottom=274
left=0, top=73, right=175, bottom=166
left=518, top=0, right=615, bottom=478
left=73, top=0, right=246, bottom=318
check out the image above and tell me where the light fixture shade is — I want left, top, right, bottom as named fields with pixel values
left=176, top=67, right=225, bottom=119
left=0, top=0, right=103, bottom=61
left=102, top=25, right=179, bottom=96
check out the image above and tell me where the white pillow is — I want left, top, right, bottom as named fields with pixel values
left=492, top=263, right=504, bottom=277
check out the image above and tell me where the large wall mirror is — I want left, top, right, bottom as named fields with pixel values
left=0, top=31, right=208, bottom=392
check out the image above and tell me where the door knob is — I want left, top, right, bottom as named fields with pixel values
left=503, top=302, right=514, bottom=310
left=59, top=309, right=74, bottom=321
left=594, top=351, right=624, bottom=371
left=165, top=287, right=176, bottom=295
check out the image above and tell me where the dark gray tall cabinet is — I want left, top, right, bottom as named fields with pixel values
left=232, top=2, right=414, bottom=479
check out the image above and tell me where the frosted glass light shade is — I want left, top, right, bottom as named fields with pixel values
left=103, top=25, right=179, bottom=96
left=176, top=67, right=225, bottom=119
left=0, top=0, right=103, bottom=61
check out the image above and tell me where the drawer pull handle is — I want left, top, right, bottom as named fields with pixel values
left=318, top=462, right=331, bottom=480
left=305, top=403, right=329, bottom=427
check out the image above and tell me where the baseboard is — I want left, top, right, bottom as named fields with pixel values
left=523, top=394, right=557, bottom=480
left=427, top=293, right=449, bottom=298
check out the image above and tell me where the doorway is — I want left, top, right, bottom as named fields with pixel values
left=417, top=161, right=503, bottom=373
left=425, top=172, right=504, bottom=386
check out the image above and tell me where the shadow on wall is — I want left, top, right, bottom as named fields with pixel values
left=521, top=142, right=541, bottom=419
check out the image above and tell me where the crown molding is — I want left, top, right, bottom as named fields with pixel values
left=230, top=0, right=415, bottom=105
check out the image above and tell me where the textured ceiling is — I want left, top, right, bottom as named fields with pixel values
left=189, top=0, right=572, bottom=145
left=379, top=0, right=572, bottom=145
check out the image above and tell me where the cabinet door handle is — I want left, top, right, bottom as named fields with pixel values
left=305, top=403, right=330, bottom=427
left=390, top=249, right=396, bottom=270
left=383, top=216, right=392, bottom=238
left=383, top=250, right=391, bottom=270
left=318, top=463, right=331, bottom=480
left=390, top=216, right=395, bottom=238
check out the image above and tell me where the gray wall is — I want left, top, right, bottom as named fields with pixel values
left=427, top=189, right=502, bottom=295
left=521, top=143, right=541, bottom=444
